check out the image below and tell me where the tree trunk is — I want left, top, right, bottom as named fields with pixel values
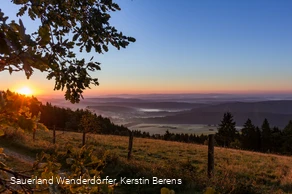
left=33, top=128, right=36, bottom=141
left=82, top=131, right=86, bottom=146
left=127, top=131, right=133, bottom=160
left=53, top=125, right=56, bottom=144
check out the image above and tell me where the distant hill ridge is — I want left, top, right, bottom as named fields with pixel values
left=142, top=100, right=292, bottom=128
left=189, top=100, right=292, bottom=114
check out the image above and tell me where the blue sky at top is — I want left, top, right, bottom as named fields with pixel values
left=0, top=0, right=291, bottom=96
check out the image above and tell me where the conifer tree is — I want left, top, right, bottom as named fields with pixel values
left=270, top=127, right=283, bottom=153
left=282, top=120, right=292, bottom=154
left=215, top=112, right=238, bottom=147
left=255, top=126, right=262, bottom=151
left=241, top=118, right=257, bottom=150
left=261, top=118, right=272, bottom=152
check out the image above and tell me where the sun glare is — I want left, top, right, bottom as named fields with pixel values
left=17, top=87, right=33, bottom=96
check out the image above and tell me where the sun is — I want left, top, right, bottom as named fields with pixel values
left=17, top=87, right=33, bottom=96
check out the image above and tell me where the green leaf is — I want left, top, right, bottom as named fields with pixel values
left=86, top=42, right=92, bottom=52
left=17, top=5, right=27, bottom=17
left=102, top=45, right=108, bottom=52
left=128, top=37, right=136, bottom=42
left=72, top=34, right=79, bottom=42
left=38, top=25, right=50, bottom=45
left=18, top=19, right=26, bottom=38
left=28, top=8, right=36, bottom=20
left=95, top=45, right=102, bottom=53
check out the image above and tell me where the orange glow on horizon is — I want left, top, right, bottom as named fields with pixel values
left=9, top=82, right=291, bottom=97
left=80, top=87, right=292, bottom=96
left=16, top=86, right=34, bottom=96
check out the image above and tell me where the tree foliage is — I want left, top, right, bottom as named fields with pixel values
left=79, top=111, right=100, bottom=133
left=261, top=118, right=272, bottom=152
left=0, top=91, right=46, bottom=193
left=79, top=110, right=100, bottom=145
left=215, top=112, right=238, bottom=147
left=0, top=90, right=48, bottom=141
left=0, top=0, right=135, bottom=103
left=32, top=145, right=113, bottom=194
left=241, top=118, right=257, bottom=150
left=282, top=120, right=292, bottom=153
left=0, top=90, right=40, bottom=131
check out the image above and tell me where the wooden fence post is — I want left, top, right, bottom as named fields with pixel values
left=53, top=125, right=56, bottom=144
left=82, top=131, right=86, bottom=146
left=33, top=128, right=36, bottom=141
left=128, top=130, right=133, bottom=160
left=208, top=134, right=214, bottom=178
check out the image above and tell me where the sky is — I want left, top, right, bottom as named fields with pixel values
left=0, top=0, right=292, bottom=97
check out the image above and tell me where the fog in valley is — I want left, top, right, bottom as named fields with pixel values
left=39, top=93, right=292, bottom=135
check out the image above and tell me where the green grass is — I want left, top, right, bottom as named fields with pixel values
left=1, top=129, right=292, bottom=193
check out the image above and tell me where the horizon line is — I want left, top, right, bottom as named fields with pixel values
left=35, top=92, right=292, bottom=99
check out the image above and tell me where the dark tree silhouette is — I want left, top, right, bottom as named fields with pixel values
left=282, top=120, right=292, bottom=154
left=261, top=118, right=272, bottom=152
left=254, top=126, right=262, bottom=151
left=270, top=127, right=283, bottom=153
left=241, top=118, right=257, bottom=150
left=215, top=112, right=238, bottom=147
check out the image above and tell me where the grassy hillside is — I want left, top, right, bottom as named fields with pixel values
left=128, top=123, right=217, bottom=135
left=1, top=129, right=292, bottom=193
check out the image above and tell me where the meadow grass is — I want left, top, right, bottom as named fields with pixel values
left=1, top=129, right=292, bottom=193
left=128, top=123, right=217, bottom=135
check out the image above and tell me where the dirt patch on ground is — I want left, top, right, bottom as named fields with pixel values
left=2, top=147, right=35, bottom=167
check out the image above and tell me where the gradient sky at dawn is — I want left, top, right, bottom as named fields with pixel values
left=0, top=0, right=292, bottom=97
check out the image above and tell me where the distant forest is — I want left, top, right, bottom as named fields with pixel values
left=35, top=102, right=292, bottom=156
